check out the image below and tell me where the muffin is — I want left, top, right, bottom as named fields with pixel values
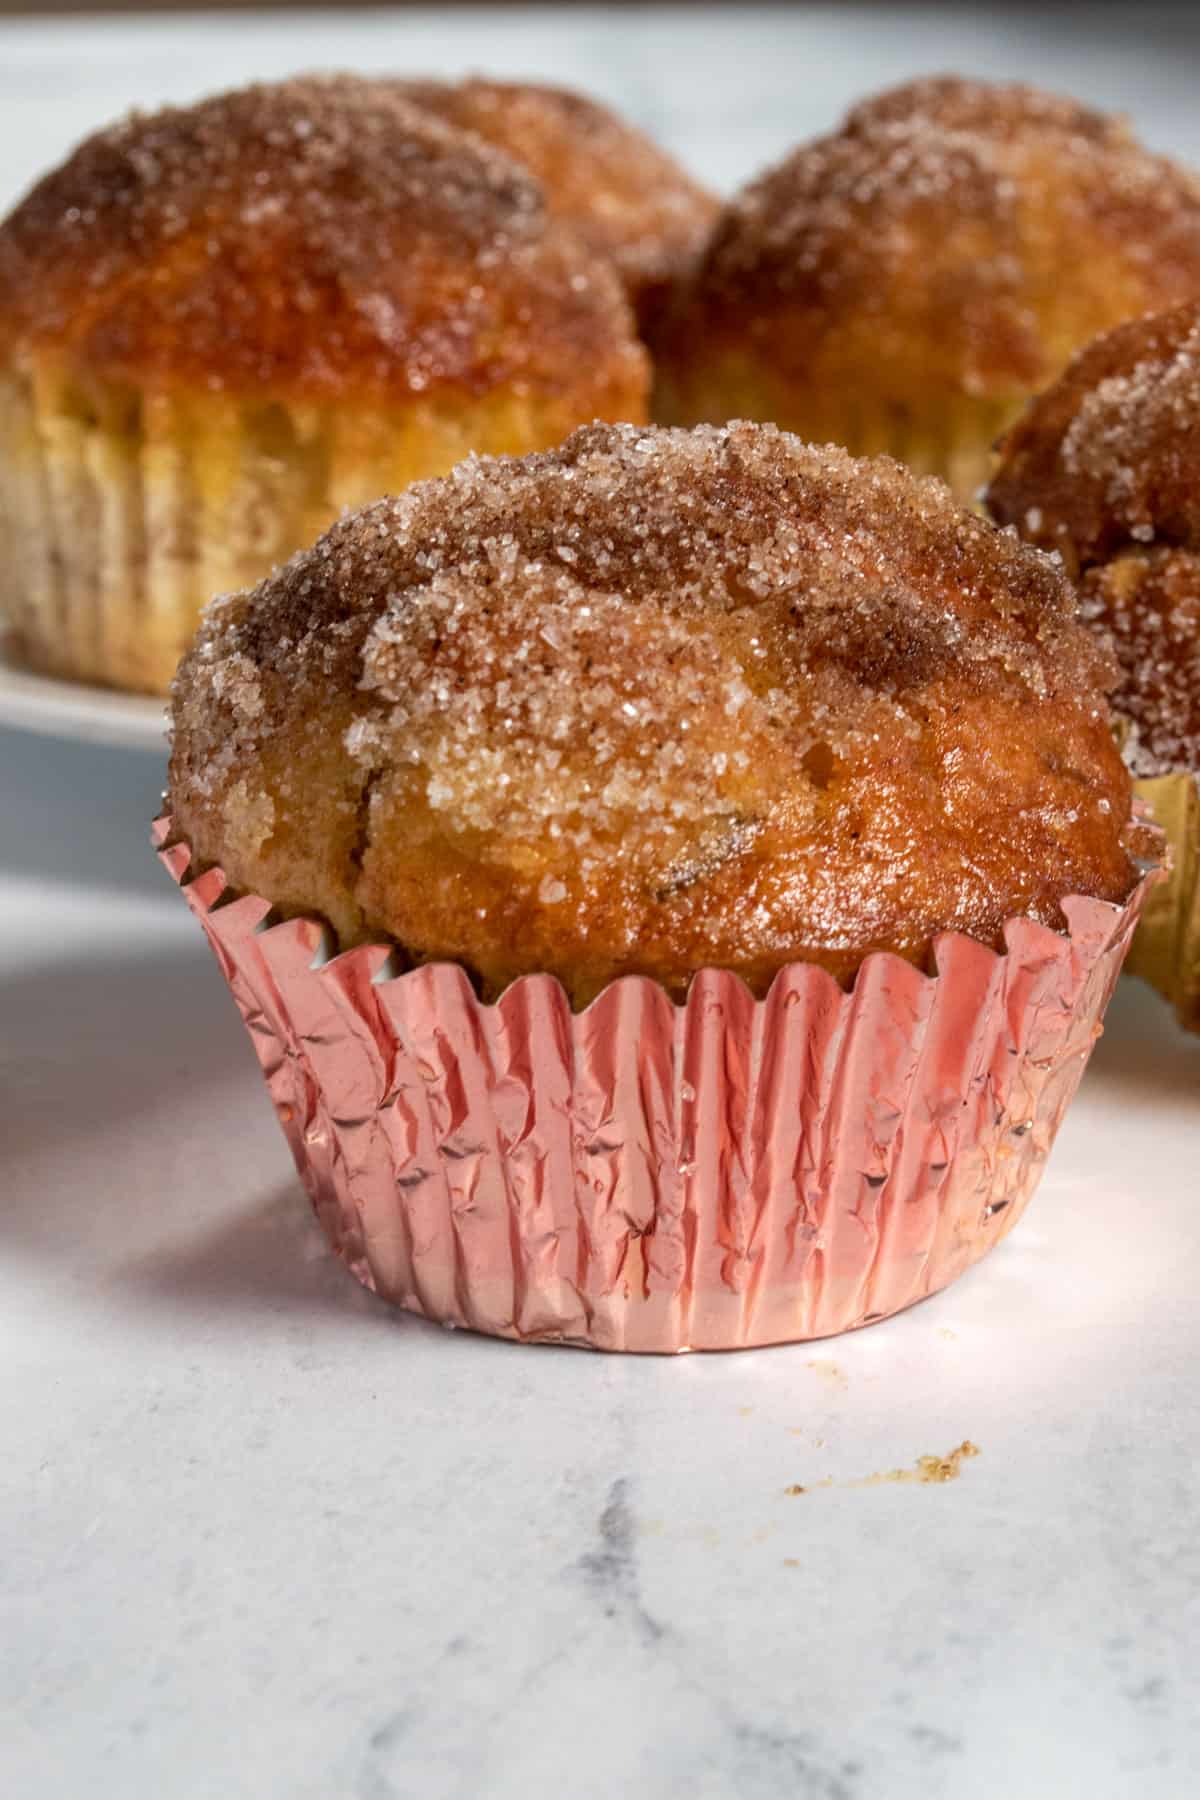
left=0, top=77, right=648, bottom=694
left=393, top=77, right=718, bottom=334
left=654, top=76, right=1200, bottom=503
left=988, top=303, right=1200, bottom=1029
left=160, top=425, right=1159, bottom=1349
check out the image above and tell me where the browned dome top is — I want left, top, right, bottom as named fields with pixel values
left=987, top=301, right=1200, bottom=560
left=987, top=301, right=1200, bottom=777
left=0, top=74, right=645, bottom=400
left=172, top=418, right=1117, bottom=849
left=168, top=421, right=1138, bottom=997
left=677, top=74, right=1200, bottom=394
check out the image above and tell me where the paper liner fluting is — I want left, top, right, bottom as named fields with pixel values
left=653, top=359, right=1018, bottom=508
left=0, top=362, right=575, bottom=694
left=1126, top=772, right=1200, bottom=1033
left=156, top=819, right=1160, bottom=1352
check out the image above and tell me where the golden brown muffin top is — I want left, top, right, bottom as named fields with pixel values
left=170, top=422, right=1139, bottom=1002
left=0, top=75, right=646, bottom=402
left=988, top=302, right=1200, bottom=561
left=673, top=75, right=1200, bottom=396
left=988, top=303, right=1200, bottom=775
left=392, top=76, right=718, bottom=323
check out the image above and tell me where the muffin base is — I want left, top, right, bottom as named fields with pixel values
left=0, top=362, right=624, bottom=695
left=1126, top=773, right=1200, bottom=1032
left=156, top=816, right=1160, bottom=1352
left=653, top=352, right=1025, bottom=505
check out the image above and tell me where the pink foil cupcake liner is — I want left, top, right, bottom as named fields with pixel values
left=156, top=818, right=1160, bottom=1352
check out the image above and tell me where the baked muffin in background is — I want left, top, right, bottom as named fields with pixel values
left=988, top=303, right=1200, bottom=1029
left=162, top=421, right=1159, bottom=1350
left=0, top=76, right=648, bottom=694
left=169, top=420, right=1141, bottom=1007
left=653, top=76, right=1200, bottom=503
left=393, top=76, right=718, bottom=335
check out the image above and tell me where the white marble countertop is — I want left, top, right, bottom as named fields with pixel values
left=3, top=9, right=1200, bottom=1798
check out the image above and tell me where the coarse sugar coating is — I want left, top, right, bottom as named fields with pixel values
left=0, top=73, right=646, bottom=405
left=988, top=302, right=1200, bottom=777
left=169, top=421, right=1140, bottom=1006
left=653, top=76, right=1200, bottom=503
left=391, top=76, right=718, bottom=332
left=1079, top=552, right=1200, bottom=778
left=987, top=303, right=1200, bottom=565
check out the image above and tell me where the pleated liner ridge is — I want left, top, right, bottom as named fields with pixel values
left=156, top=818, right=1160, bottom=1352
left=1127, top=772, right=1200, bottom=1034
left=0, top=364, right=561, bottom=694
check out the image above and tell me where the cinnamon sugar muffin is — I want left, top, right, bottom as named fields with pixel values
left=169, top=421, right=1141, bottom=1008
left=988, top=303, right=1200, bottom=1027
left=393, top=77, right=718, bottom=333
left=654, top=76, right=1200, bottom=503
left=0, top=77, right=648, bottom=694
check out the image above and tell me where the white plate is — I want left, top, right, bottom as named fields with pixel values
left=0, top=632, right=167, bottom=752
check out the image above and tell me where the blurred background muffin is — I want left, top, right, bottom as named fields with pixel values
left=169, top=420, right=1141, bottom=1008
left=654, top=75, right=1200, bottom=502
left=988, top=302, right=1200, bottom=1029
left=393, top=76, right=718, bottom=336
left=0, top=75, right=648, bottom=694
